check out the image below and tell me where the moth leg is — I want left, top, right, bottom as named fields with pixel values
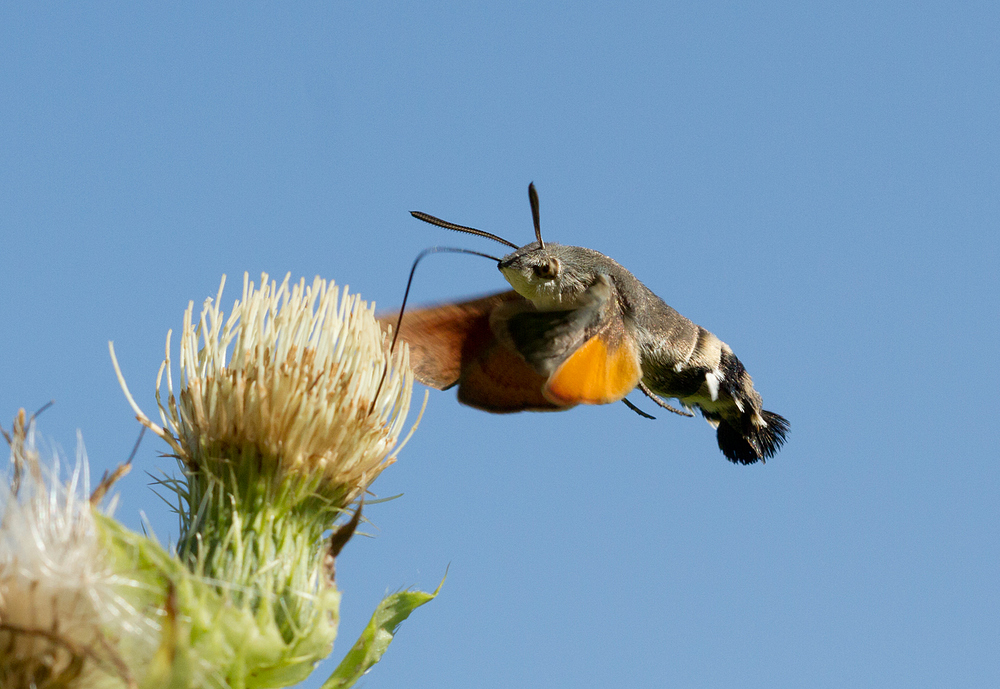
left=622, top=397, right=656, bottom=420
left=638, top=381, right=694, bottom=417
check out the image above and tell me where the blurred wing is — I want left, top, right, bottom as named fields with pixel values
left=378, top=291, right=567, bottom=412
left=457, top=341, right=564, bottom=412
left=378, top=291, right=521, bottom=389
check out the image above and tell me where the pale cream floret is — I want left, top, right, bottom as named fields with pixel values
left=112, top=272, right=420, bottom=505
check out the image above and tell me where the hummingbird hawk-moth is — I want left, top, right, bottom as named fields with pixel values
left=381, top=184, right=789, bottom=465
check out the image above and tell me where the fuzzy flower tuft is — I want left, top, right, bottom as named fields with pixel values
left=113, top=272, right=417, bottom=509
left=0, top=410, right=158, bottom=689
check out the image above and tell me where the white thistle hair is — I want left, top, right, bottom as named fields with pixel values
left=0, top=412, right=157, bottom=688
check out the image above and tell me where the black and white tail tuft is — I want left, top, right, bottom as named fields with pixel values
left=716, top=409, right=790, bottom=465
left=706, top=347, right=789, bottom=465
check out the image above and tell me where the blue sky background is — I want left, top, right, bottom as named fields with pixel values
left=2, top=2, right=998, bottom=687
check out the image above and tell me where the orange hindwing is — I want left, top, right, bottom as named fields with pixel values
left=543, top=333, right=642, bottom=406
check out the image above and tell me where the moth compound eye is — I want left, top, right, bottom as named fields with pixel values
left=534, top=257, right=560, bottom=279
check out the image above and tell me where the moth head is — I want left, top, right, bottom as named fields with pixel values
left=408, top=182, right=599, bottom=308
left=499, top=243, right=596, bottom=308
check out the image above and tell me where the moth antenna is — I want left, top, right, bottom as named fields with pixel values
left=368, top=246, right=502, bottom=414
left=528, top=182, right=543, bottom=249
left=410, top=211, right=519, bottom=249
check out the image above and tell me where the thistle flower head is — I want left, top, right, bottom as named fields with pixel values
left=4, top=273, right=427, bottom=689
left=101, top=274, right=423, bottom=687
left=115, top=273, right=416, bottom=509
left=0, top=411, right=157, bottom=689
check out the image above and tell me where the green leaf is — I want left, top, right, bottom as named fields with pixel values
left=321, top=574, right=445, bottom=689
